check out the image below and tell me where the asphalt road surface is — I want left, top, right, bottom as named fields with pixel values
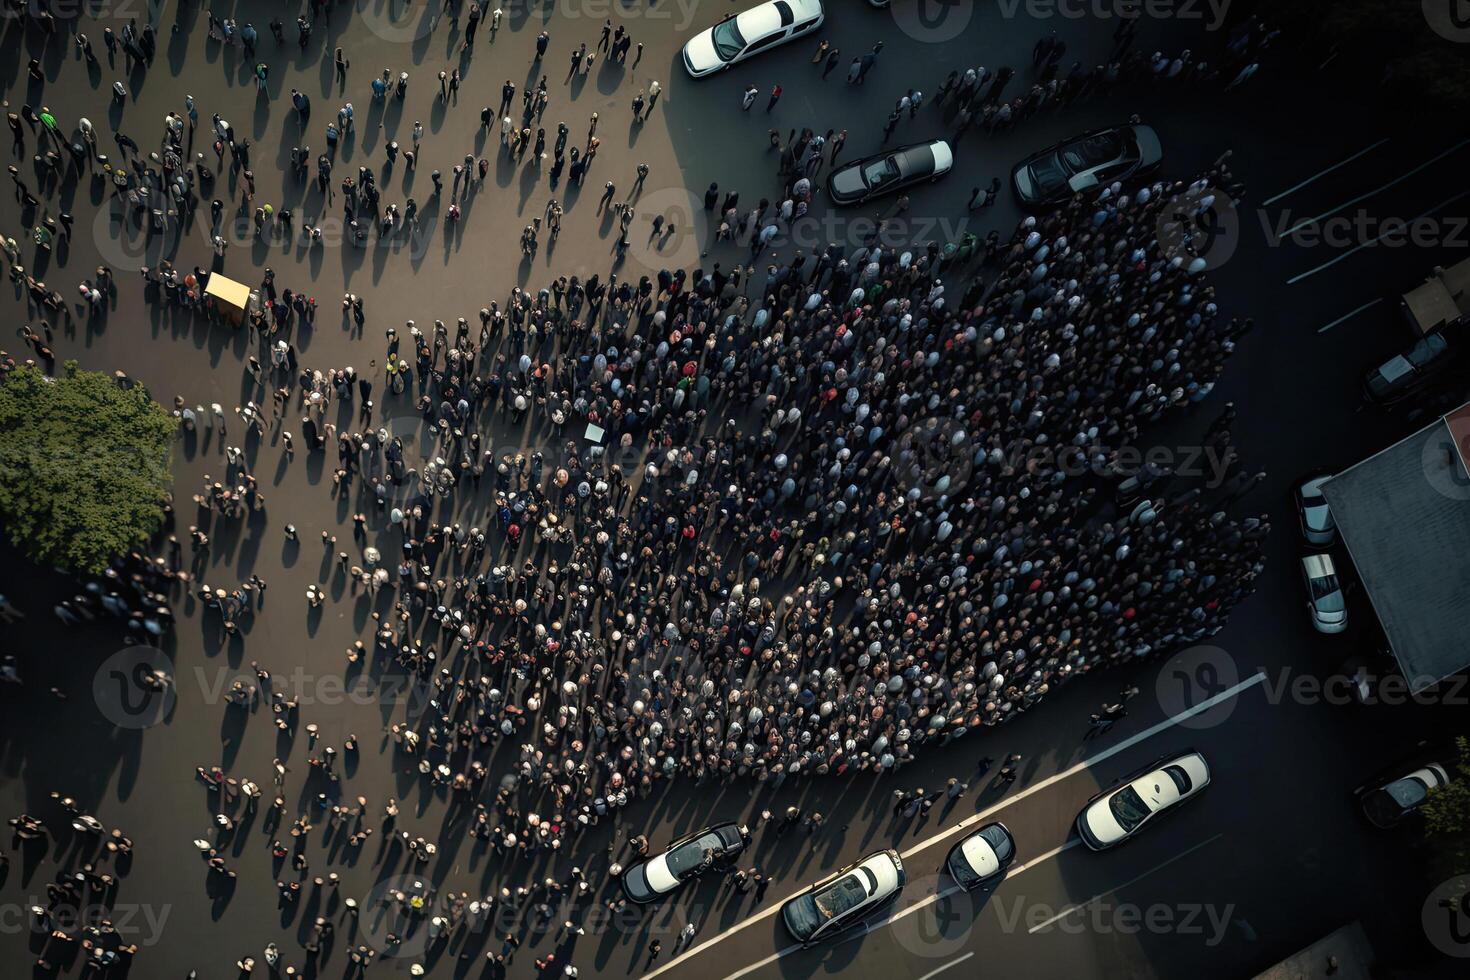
left=1, top=2, right=1469, bottom=979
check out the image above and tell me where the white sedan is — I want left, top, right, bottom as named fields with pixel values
left=682, top=0, right=825, bottom=78
left=1302, top=553, right=1347, bottom=634
left=780, top=849, right=904, bottom=945
left=1076, top=751, right=1210, bottom=850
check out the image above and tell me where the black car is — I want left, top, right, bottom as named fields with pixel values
left=1355, top=754, right=1451, bottom=829
left=944, top=822, right=1016, bottom=889
left=621, top=822, right=749, bottom=903
left=827, top=139, right=954, bottom=206
left=1012, top=124, right=1163, bottom=206
left=1363, top=331, right=1454, bottom=404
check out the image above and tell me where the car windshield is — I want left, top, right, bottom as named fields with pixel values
left=710, top=20, right=746, bottom=61
left=666, top=833, right=721, bottom=877
left=980, top=825, right=1014, bottom=862
left=1309, top=573, right=1343, bottom=608
left=861, top=158, right=900, bottom=189
left=1109, top=786, right=1151, bottom=831
left=1062, top=131, right=1127, bottom=170
left=1163, top=765, right=1193, bottom=795
left=1030, top=152, right=1068, bottom=191
left=812, top=870, right=871, bottom=922
left=1385, top=776, right=1429, bottom=809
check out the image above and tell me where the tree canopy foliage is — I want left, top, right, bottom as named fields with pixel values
left=0, top=361, right=175, bottom=573
left=1422, top=736, right=1470, bottom=878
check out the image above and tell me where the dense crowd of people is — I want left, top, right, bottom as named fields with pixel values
left=0, top=2, right=1279, bottom=976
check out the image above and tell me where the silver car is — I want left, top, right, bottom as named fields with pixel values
left=1301, top=553, right=1347, bottom=633
left=1294, top=472, right=1336, bottom=547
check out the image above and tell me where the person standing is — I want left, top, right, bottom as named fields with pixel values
left=766, top=84, right=782, bottom=112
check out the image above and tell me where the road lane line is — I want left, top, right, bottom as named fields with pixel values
left=646, top=671, right=1266, bottom=980
left=916, top=952, right=976, bottom=980
left=1317, top=297, right=1383, bottom=333
left=1262, top=138, right=1390, bottom=206
left=1278, top=138, right=1470, bottom=237
left=1287, top=189, right=1470, bottom=285
left=1026, top=832, right=1224, bottom=933
left=720, top=841, right=1082, bottom=980
left=900, top=671, right=1266, bottom=861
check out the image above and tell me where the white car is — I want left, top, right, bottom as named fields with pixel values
left=1302, top=553, right=1347, bottom=634
left=780, top=849, right=904, bottom=945
left=1294, top=471, right=1337, bottom=547
left=1076, top=750, right=1210, bottom=850
left=682, top=0, right=825, bottom=78
left=944, top=822, right=1016, bottom=889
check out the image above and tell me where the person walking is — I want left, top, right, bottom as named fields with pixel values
left=741, top=85, right=758, bottom=110
left=766, top=84, right=782, bottom=112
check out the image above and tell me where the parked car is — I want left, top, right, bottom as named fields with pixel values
left=780, top=849, right=904, bottom=945
left=1012, top=124, right=1163, bottom=206
left=1301, top=553, right=1347, bottom=634
left=1076, top=750, right=1210, bottom=850
left=1293, top=471, right=1337, bottom=547
left=622, top=822, right=750, bottom=903
left=1363, top=331, right=1454, bottom=404
left=827, top=140, right=953, bottom=205
left=944, top=823, right=1016, bottom=889
left=682, top=0, right=824, bottom=78
left=1356, top=757, right=1451, bottom=828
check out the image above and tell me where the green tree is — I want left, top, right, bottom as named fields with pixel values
left=0, top=361, right=176, bottom=573
left=1422, top=736, right=1470, bottom=878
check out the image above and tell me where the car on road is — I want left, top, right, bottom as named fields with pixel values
left=1356, top=758, right=1451, bottom=828
left=1012, top=123, right=1163, bottom=206
left=1076, top=750, right=1210, bottom=850
left=1363, top=331, right=1454, bottom=405
left=1302, top=553, right=1348, bottom=634
left=944, top=822, right=1016, bottom=889
left=1294, top=471, right=1337, bottom=547
left=682, top=0, right=824, bottom=78
left=826, top=140, right=954, bottom=206
left=621, top=822, right=750, bottom=903
left=780, top=849, right=905, bottom=945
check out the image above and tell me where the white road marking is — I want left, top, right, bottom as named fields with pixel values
left=1026, top=833, right=1224, bottom=933
left=719, top=841, right=1082, bottom=980
left=645, top=672, right=1267, bottom=980
left=1278, top=138, right=1470, bottom=237
left=1287, top=189, right=1470, bottom=285
left=1261, top=138, right=1390, bottom=206
left=1316, top=297, right=1384, bottom=333
left=916, top=952, right=976, bottom=980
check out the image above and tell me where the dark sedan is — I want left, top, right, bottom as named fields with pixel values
left=827, top=139, right=953, bottom=206
left=1012, top=124, right=1163, bottom=207
left=621, top=822, right=749, bottom=903
left=1363, top=331, right=1454, bottom=405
